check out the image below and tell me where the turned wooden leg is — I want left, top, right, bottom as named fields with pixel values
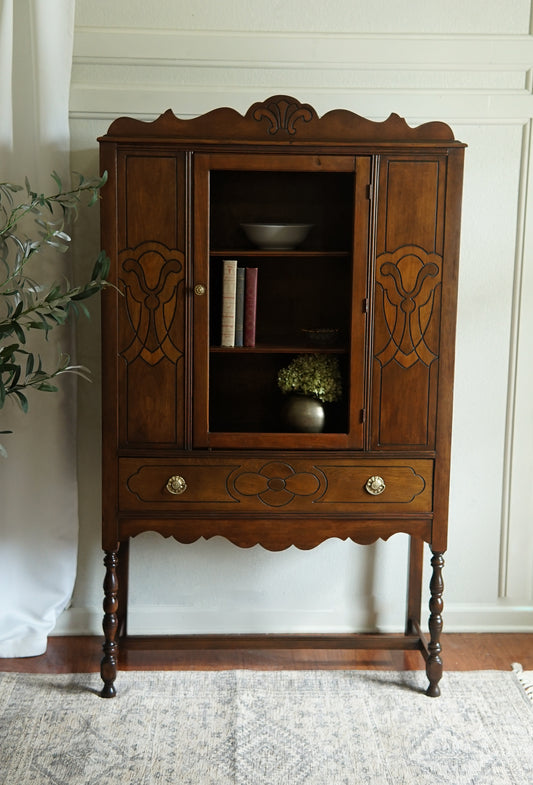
left=426, top=550, right=444, bottom=697
left=100, top=550, right=119, bottom=698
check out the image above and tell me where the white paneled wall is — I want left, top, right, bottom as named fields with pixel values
left=57, top=0, right=533, bottom=636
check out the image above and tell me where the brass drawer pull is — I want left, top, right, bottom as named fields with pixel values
left=365, top=475, right=386, bottom=496
left=194, top=283, right=206, bottom=296
left=165, top=475, right=187, bottom=495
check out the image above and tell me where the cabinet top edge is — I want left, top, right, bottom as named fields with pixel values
left=98, top=95, right=466, bottom=147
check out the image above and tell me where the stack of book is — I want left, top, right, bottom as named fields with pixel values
left=221, top=259, right=258, bottom=347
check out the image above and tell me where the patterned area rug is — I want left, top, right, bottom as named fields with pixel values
left=1, top=666, right=532, bottom=785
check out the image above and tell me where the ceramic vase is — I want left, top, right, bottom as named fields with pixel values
left=281, top=394, right=325, bottom=433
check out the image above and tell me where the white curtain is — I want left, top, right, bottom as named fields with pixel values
left=0, top=0, right=78, bottom=656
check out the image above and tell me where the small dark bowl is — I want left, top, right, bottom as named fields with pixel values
left=241, top=222, right=313, bottom=250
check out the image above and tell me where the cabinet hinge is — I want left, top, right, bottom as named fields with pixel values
left=363, top=298, right=369, bottom=314
left=366, top=183, right=373, bottom=201
left=360, top=408, right=366, bottom=424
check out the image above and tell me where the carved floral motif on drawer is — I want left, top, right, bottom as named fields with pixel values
left=120, top=457, right=433, bottom=514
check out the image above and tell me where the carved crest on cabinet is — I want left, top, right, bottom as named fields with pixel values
left=250, top=95, right=315, bottom=135
left=375, top=245, right=441, bottom=369
left=103, top=96, right=456, bottom=144
left=119, top=241, right=184, bottom=366
left=231, top=461, right=324, bottom=507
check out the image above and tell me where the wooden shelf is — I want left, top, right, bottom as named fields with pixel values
left=210, top=249, right=351, bottom=258
left=210, top=344, right=347, bottom=354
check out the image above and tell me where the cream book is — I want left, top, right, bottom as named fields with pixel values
left=221, top=259, right=238, bottom=346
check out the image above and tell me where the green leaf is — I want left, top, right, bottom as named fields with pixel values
left=51, top=171, right=63, bottom=191
left=13, top=322, right=26, bottom=344
left=46, top=311, right=68, bottom=326
left=0, top=321, right=17, bottom=337
left=91, top=250, right=111, bottom=280
left=13, top=390, right=28, bottom=412
left=45, top=239, right=69, bottom=252
left=71, top=286, right=102, bottom=301
left=0, top=343, right=19, bottom=358
left=9, top=365, right=21, bottom=388
left=44, top=284, right=61, bottom=302
left=25, top=320, right=48, bottom=331
left=76, top=301, right=90, bottom=319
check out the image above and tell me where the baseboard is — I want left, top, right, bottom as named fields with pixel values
left=438, top=603, right=533, bottom=633
left=53, top=606, right=104, bottom=636
left=51, top=603, right=533, bottom=636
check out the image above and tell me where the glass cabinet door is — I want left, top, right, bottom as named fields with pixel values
left=192, top=153, right=371, bottom=450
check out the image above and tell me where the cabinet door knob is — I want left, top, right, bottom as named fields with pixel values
left=365, top=475, right=386, bottom=496
left=165, top=475, right=187, bottom=495
left=194, top=283, right=206, bottom=296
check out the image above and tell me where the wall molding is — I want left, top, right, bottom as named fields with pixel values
left=71, top=28, right=533, bottom=121
left=69, top=88, right=533, bottom=123
left=74, top=28, right=533, bottom=68
left=53, top=603, right=533, bottom=637
left=498, top=120, right=532, bottom=598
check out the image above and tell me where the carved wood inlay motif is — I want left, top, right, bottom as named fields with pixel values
left=232, top=461, right=322, bottom=507
left=375, top=245, right=441, bottom=369
left=119, top=241, right=184, bottom=366
left=251, top=96, right=315, bottom=135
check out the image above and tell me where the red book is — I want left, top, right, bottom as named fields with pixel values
left=244, top=267, right=258, bottom=347
left=235, top=267, right=245, bottom=347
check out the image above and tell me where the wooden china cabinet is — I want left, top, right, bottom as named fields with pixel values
left=98, top=96, right=465, bottom=698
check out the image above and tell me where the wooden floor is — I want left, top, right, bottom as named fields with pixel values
left=0, top=634, right=531, bottom=673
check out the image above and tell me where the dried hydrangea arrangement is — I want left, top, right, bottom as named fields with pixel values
left=277, top=353, right=342, bottom=403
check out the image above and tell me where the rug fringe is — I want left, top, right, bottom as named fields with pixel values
left=512, top=663, right=533, bottom=704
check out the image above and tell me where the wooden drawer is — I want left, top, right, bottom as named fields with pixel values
left=119, top=456, right=433, bottom=515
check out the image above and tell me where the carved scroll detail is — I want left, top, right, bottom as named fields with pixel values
left=232, top=461, right=322, bottom=507
left=375, top=245, right=441, bottom=369
left=252, top=95, right=315, bottom=135
left=119, top=241, right=184, bottom=366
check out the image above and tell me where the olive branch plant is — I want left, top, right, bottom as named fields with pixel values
left=0, top=171, right=110, bottom=456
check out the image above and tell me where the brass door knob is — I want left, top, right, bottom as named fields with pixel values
left=365, top=475, right=386, bottom=496
left=194, top=283, right=206, bottom=296
left=165, top=475, right=187, bottom=495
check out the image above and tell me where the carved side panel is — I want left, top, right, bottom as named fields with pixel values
left=117, top=154, right=187, bottom=446
left=372, top=158, right=446, bottom=449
